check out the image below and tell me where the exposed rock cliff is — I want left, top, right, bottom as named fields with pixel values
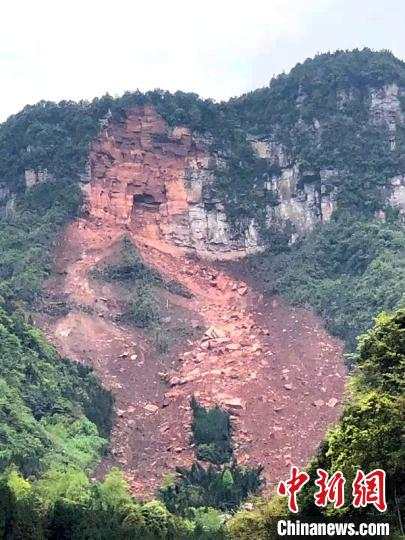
left=251, top=139, right=338, bottom=237
left=370, top=82, right=404, bottom=149
left=1, top=50, right=404, bottom=259
left=390, top=174, right=405, bottom=214
left=24, top=168, right=55, bottom=189
left=83, top=106, right=262, bottom=259
left=79, top=76, right=404, bottom=259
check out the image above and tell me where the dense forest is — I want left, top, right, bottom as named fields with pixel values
left=0, top=305, right=112, bottom=475
left=0, top=48, right=404, bottom=538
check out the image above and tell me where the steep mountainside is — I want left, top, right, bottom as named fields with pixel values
left=2, top=50, right=404, bottom=255
left=37, top=198, right=345, bottom=497
left=227, top=49, right=405, bottom=221
left=0, top=49, right=404, bottom=537
left=1, top=50, right=403, bottom=347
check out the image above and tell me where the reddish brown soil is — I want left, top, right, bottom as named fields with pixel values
left=38, top=216, right=346, bottom=499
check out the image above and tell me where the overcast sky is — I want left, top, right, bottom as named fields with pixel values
left=1, top=0, right=404, bottom=122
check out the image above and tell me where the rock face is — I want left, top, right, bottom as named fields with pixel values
left=0, top=183, right=9, bottom=202
left=81, top=98, right=404, bottom=259
left=25, top=168, right=55, bottom=189
left=247, top=83, right=405, bottom=238
left=2, top=81, right=400, bottom=258
left=390, top=175, right=405, bottom=215
left=82, top=106, right=344, bottom=259
left=251, top=139, right=338, bottom=238
left=84, top=106, right=262, bottom=259
left=370, top=83, right=405, bottom=149
left=0, top=183, right=12, bottom=217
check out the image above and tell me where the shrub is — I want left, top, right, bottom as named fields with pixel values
left=159, top=462, right=264, bottom=515
left=128, top=283, right=160, bottom=328
left=191, top=397, right=233, bottom=465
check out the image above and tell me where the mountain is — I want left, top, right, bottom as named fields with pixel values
left=2, top=49, right=405, bottom=249
left=0, top=49, right=404, bottom=538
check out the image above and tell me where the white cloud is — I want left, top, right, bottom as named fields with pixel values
left=0, top=0, right=404, bottom=121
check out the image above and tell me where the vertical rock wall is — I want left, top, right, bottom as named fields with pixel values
left=84, top=106, right=263, bottom=259
left=2, top=82, right=401, bottom=257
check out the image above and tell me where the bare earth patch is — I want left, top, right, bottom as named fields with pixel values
left=38, top=217, right=346, bottom=498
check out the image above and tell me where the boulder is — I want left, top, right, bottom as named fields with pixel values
left=223, top=397, right=245, bottom=410
left=205, top=326, right=227, bottom=339
left=327, top=398, right=339, bottom=408
left=313, top=399, right=325, bottom=408
left=144, top=403, right=159, bottom=413
left=169, top=376, right=187, bottom=387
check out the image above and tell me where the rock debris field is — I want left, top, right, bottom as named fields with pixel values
left=38, top=215, right=346, bottom=498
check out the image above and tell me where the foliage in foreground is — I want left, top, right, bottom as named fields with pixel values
left=160, top=462, right=264, bottom=517
left=303, top=310, right=404, bottom=517
left=159, top=399, right=263, bottom=517
left=0, top=467, right=230, bottom=540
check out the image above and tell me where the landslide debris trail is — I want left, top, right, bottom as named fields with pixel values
left=38, top=105, right=346, bottom=496
left=41, top=217, right=346, bottom=498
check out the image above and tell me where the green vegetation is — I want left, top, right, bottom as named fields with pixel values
left=251, top=213, right=405, bottom=349
left=128, top=283, right=161, bottom=329
left=159, top=399, right=263, bottom=517
left=0, top=181, right=81, bottom=303
left=91, top=237, right=192, bottom=352
left=300, top=310, right=404, bottom=527
left=0, top=177, right=113, bottom=482
left=191, top=397, right=233, bottom=465
left=92, top=237, right=161, bottom=284
left=242, top=56, right=405, bottom=350
left=160, top=462, right=264, bottom=516
left=92, top=237, right=191, bottom=302
left=0, top=100, right=104, bottom=188
left=92, top=238, right=164, bottom=332
left=0, top=467, right=225, bottom=539
left=0, top=304, right=112, bottom=477
left=0, top=49, right=404, bottom=539
left=228, top=49, right=405, bottom=214
left=2, top=50, right=404, bottom=228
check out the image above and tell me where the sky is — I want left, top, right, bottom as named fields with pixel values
left=1, top=0, right=404, bottom=122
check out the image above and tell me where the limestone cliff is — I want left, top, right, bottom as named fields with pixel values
left=78, top=79, right=404, bottom=259
left=246, top=81, right=405, bottom=239
left=77, top=79, right=405, bottom=258
left=370, top=82, right=404, bottom=149
left=250, top=139, right=337, bottom=238
left=1, top=50, right=404, bottom=259
left=82, top=106, right=261, bottom=259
